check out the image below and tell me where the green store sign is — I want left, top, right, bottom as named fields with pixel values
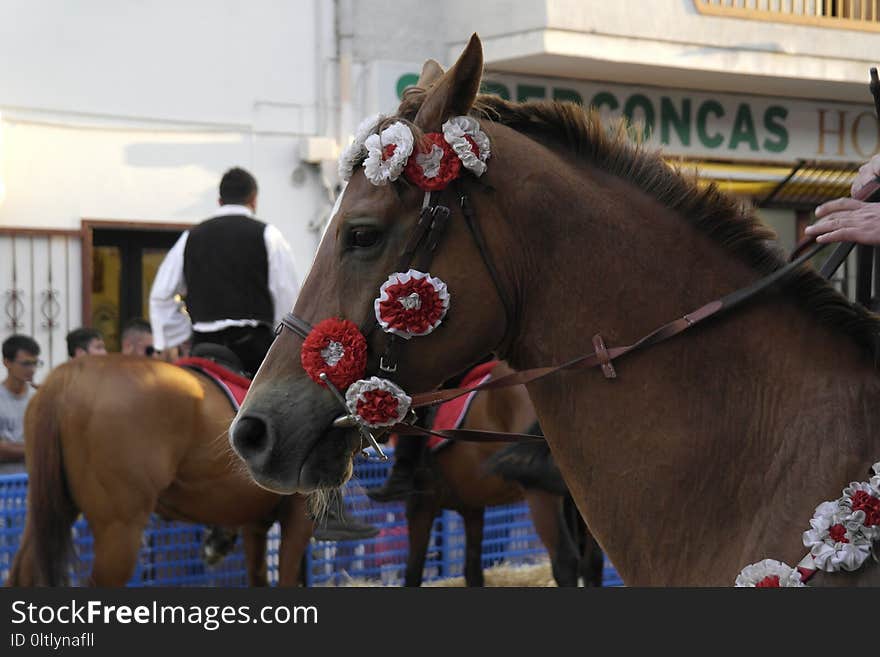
left=391, top=70, right=878, bottom=163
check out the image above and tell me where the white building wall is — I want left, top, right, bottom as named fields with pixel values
left=440, top=1, right=880, bottom=102
left=0, top=0, right=332, bottom=283
left=0, top=0, right=319, bottom=127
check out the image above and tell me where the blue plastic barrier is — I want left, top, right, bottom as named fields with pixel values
left=0, top=452, right=622, bottom=587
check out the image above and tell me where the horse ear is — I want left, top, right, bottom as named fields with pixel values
left=413, top=33, right=483, bottom=132
left=416, top=59, right=445, bottom=89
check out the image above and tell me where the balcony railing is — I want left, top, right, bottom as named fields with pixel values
left=694, top=0, right=880, bottom=31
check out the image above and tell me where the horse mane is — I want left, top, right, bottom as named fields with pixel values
left=394, top=89, right=880, bottom=354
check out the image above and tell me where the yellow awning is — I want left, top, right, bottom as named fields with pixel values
left=666, top=159, right=860, bottom=208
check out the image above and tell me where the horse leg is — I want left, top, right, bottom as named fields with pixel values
left=461, top=508, right=485, bottom=587
left=566, top=494, right=604, bottom=588
left=404, top=498, right=437, bottom=587
left=525, top=489, right=579, bottom=587
left=580, top=525, right=605, bottom=588
left=277, top=495, right=313, bottom=587
left=89, top=516, right=150, bottom=586
left=242, top=522, right=269, bottom=586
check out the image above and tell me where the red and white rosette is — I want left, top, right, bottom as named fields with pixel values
left=802, top=500, right=873, bottom=572
left=363, top=122, right=414, bottom=185
left=841, top=479, right=880, bottom=541
left=345, top=376, right=412, bottom=428
left=339, top=113, right=385, bottom=182
left=300, top=318, right=367, bottom=391
left=735, top=559, right=804, bottom=587
left=374, top=269, right=450, bottom=339
left=403, top=132, right=461, bottom=191
left=738, top=461, right=880, bottom=585
left=343, top=112, right=492, bottom=189
left=442, top=116, right=491, bottom=177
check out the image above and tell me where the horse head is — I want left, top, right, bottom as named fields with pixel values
left=231, top=35, right=513, bottom=494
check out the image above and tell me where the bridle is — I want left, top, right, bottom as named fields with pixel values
left=277, top=179, right=519, bottom=453
left=278, top=183, right=514, bottom=346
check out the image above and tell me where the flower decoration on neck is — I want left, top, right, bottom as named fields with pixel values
left=841, top=477, right=880, bottom=541
left=374, top=269, right=450, bottom=339
left=736, top=461, right=880, bottom=585
left=802, top=500, right=873, bottom=572
left=734, top=559, right=804, bottom=587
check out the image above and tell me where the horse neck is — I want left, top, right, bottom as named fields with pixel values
left=498, top=157, right=880, bottom=584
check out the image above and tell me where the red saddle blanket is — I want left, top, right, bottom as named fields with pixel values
left=393, top=359, right=498, bottom=452
left=175, top=356, right=498, bottom=442
left=175, top=357, right=251, bottom=410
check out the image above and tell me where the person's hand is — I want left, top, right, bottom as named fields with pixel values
left=851, top=153, right=880, bottom=201
left=807, top=198, right=880, bottom=245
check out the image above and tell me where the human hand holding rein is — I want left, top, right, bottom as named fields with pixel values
left=809, top=153, right=880, bottom=246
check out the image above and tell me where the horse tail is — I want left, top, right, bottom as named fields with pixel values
left=483, top=424, right=570, bottom=496
left=8, top=368, right=77, bottom=586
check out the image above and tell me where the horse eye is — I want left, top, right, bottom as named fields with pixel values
left=348, top=226, right=382, bottom=249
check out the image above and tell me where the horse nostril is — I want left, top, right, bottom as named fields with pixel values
left=232, top=416, right=271, bottom=461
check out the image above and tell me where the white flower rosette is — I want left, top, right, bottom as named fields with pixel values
left=338, top=113, right=385, bottom=182
left=362, top=121, right=414, bottom=185
left=373, top=269, right=450, bottom=339
left=840, top=479, right=880, bottom=541
left=442, top=116, right=491, bottom=177
left=735, top=559, right=804, bottom=587
left=345, top=376, right=412, bottom=428
left=870, top=462, right=880, bottom=491
left=802, top=500, right=873, bottom=572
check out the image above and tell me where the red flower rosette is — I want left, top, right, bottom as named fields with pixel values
left=344, top=377, right=411, bottom=428
left=404, top=132, right=461, bottom=191
left=300, top=318, right=367, bottom=390
left=374, top=269, right=450, bottom=339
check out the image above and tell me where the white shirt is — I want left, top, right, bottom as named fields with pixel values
left=149, top=205, right=300, bottom=351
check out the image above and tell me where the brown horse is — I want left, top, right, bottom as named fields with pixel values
left=230, top=35, right=880, bottom=586
left=391, top=361, right=603, bottom=587
left=7, top=354, right=312, bottom=586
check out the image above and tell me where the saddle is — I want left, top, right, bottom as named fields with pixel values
left=176, top=344, right=251, bottom=411
left=189, top=343, right=248, bottom=375
left=390, top=359, right=498, bottom=452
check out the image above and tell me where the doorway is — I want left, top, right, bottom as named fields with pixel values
left=82, top=220, right=189, bottom=352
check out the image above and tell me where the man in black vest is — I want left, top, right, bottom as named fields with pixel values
left=150, top=167, right=297, bottom=376
left=150, top=167, right=377, bottom=544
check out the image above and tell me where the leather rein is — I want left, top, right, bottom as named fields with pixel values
left=278, top=187, right=845, bottom=445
